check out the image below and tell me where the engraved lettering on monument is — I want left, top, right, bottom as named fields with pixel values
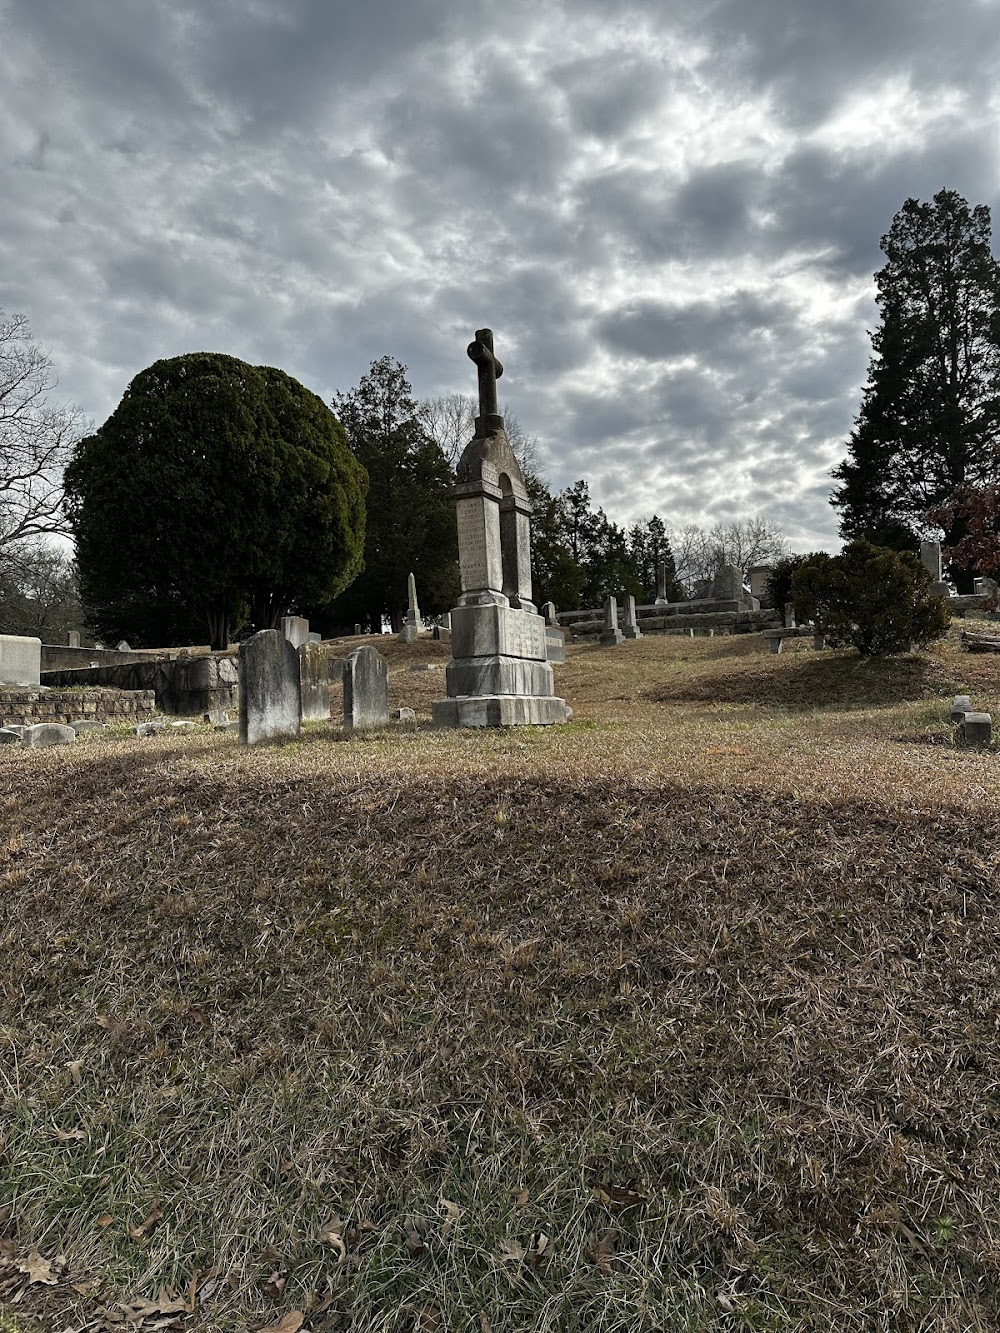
left=457, top=500, right=492, bottom=590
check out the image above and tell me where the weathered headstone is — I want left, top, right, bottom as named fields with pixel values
left=711, top=565, right=742, bottom=602
left=354, top=623, right=362, bottom=636
left=600, top=595, right=624, bottom=645
left=299, top=642, right=331, bottom=722
left=433, top=329, right=569, bottom=727
left=784, top=602, right=796, bottom=629
left=22, top=723, right=76, bottom=747
left=764, top=631, right=783, bottom=655
left=0, top=728, right=23, bottom=745
left=749, top=565, right=773, bottom=604
left=921, top=541, right=952, bottom=598
left=308, top=631, right=322, bottom=644
left=950, top=695, right=972, bottom=723
left=0, top=635, right=41, bottom=687
left=239, top=629, right=301, bottom=745
left=621, top=594, right=642, bottom=640
left=343, top=645, right=389, bottom=730
left=116, top=640, right=131, bottom=652
left=541, top=601, right=558, bottom=626
left=544, top=624, right=566, bottom=663
left=398, top=572, right=422, bottom=643
left=280, top=616, right=310, bottom=650
left=68, top=630, right=81, bottom=648
left=958, top=712, right=992, bottom=745
left=392, top=707, right=416, bottom=722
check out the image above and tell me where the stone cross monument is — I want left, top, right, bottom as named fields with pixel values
left=433, top=329, right=569, bottom=727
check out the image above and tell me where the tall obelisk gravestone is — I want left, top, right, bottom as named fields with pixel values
left=433, top=329, right=569, bottom=727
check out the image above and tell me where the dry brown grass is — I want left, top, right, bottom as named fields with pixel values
left=2, top=628, right=1000, bottom=1331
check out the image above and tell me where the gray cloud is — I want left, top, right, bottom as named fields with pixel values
left=2, top=0, right=999, bottom=557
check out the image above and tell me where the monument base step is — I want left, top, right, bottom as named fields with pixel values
left=432, top=694, right=570, bottom=728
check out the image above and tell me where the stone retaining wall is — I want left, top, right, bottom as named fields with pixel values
left=41, top=653, right=238, bottom=716
left=0, top=688, right=156, bottom=727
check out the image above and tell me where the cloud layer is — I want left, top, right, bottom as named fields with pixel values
left=2, top=0, right=999, bottom=550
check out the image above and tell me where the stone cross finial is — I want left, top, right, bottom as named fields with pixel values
left=467, top=328, right=503, bottom=422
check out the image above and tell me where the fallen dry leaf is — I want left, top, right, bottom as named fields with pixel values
left=592, top=1229, right=616, bottom=1276
left=258, top=1313, right=305, bottom=1333
left=52, top=1127, right=87, bottom=1143
left=417, top=1305, right=442, bottom=1330
left=18, top=1250, right=63, bottom=1285
left=402, top=1217, right=426, bottom=1259
left=438, top=1197, right=462, bottom=1238
left=65, top=1059, right=84, bottom=1085
left=319, top=1218, right=346, bottom=1264
left=95, top=1214, right=113, bottom=1228
left=514, top=1187, right=530, bottom=1208
left=264, top=1268, right=287, bottom=1300
left=129, top=1200, right=162, bottom=1240
left=591, top=1184, right=645, bottom=1209
left=526, top=1230, right=549, bottom=1270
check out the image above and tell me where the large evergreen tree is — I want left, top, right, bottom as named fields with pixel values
left=832, top=189, right=1000, bottom=583
left=329, top=357, right=457, bottom=632
left=66, top=353, right=366, bottom=649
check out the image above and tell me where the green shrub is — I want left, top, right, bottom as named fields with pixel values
left=791, top=540, right=950, bottom=657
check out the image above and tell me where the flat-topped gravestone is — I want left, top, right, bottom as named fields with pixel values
left=239, top=629, right=301, bottom=745
left=343, top=646, right=388, bottom=730
left=958, top=712, right=992, bottom=745
left=280, top=616, right=310, bottom=650
left=542, top=601, right=558, bottom=626
left=621, top=594, right=642, bottom=640
left=299, top=641, right=331, bottom=722
left=600, top=595, right=624, bottom=645
left=749, top=566, right=773, bottom=604
left=784, top=602, right=796, bottom=629
left=950, top=695, right=972, bottom=723
left=308, top=631, right=322, bottom=644
left=0, top=635, right=41, bottom=687
left=544, top=624, right=566, bottom=663
left=712, top=565, right=742, bottom=602
left=433, top=328, right=568, bottom=728
left=68, top=631, right=81, bottom=648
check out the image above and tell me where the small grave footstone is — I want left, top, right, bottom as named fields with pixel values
left=23, top=723, right=76, bottom=747
left=812, top=634, right=826, bottom=651
left=170, top=721, right=196, bottom=731
left=764, top=632, right=783, bottom=655
left=116, top=640, right=131, bottom=652
left=69, top=719, right=106, bottom=733
left=203, top=708, right=230, bottom=726
left=600, top=595, right=624, bottom=645
left=544, top=623, right=566, bottom=663
left=959, top=712, right=992, bottom=745
left=134, top=720, right=167, bottom=737
left=950, top=695, right=972, bottom=723
left=392, top=707, right=416, bottom=722
left=239, top=629, right=301, bottom=745
left=343, top=646, right=389, bottom=730
left=354, top=623, right=362, bottom=636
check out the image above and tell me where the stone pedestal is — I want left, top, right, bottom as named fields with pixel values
left=434, top=328, right=568, bottom=728
left=600, top=596, right=624, bottom=645
left=621, top=594, right=642, bottom=640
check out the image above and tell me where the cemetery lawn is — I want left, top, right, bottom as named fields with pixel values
left=3, top=627, right=1000, bottom=1332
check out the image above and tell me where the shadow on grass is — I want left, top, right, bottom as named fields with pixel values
left=645, top=648, right=940, bottom=712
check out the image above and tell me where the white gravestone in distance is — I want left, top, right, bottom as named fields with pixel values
left=0, top=635, right=41, bottom=687
left=239, top=629, right=301, bottom=745
left=621, top=594, right=642, bottom=640
left=600, top=596, right=624, bottom=645
left=398, top=572, right=422, bottom=642
left=433, top=329, right=569, bottom=727
left=280, top=616, right=310, bottom=649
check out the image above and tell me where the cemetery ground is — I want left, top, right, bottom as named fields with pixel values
left=2, top=625, right=1000, bottom=1332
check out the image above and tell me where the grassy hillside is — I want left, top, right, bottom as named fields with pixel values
left=2, top=629, right=999, bottom=1331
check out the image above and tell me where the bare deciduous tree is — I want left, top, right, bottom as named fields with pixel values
left=0, top=309, right=87, bottom=561
left=418, top=392, right=544, bottom=477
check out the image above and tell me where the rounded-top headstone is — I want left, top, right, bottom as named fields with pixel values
left=239, top=629, right=302, bottom=745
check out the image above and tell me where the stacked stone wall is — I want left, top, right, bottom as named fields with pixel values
left=0, top=689, right=156, bottom=727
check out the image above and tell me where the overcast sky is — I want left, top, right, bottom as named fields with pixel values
left=3, top=0, right=999, bottom=552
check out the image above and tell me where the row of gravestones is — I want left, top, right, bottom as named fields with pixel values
left=240, top=629, right=390, bottom=746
